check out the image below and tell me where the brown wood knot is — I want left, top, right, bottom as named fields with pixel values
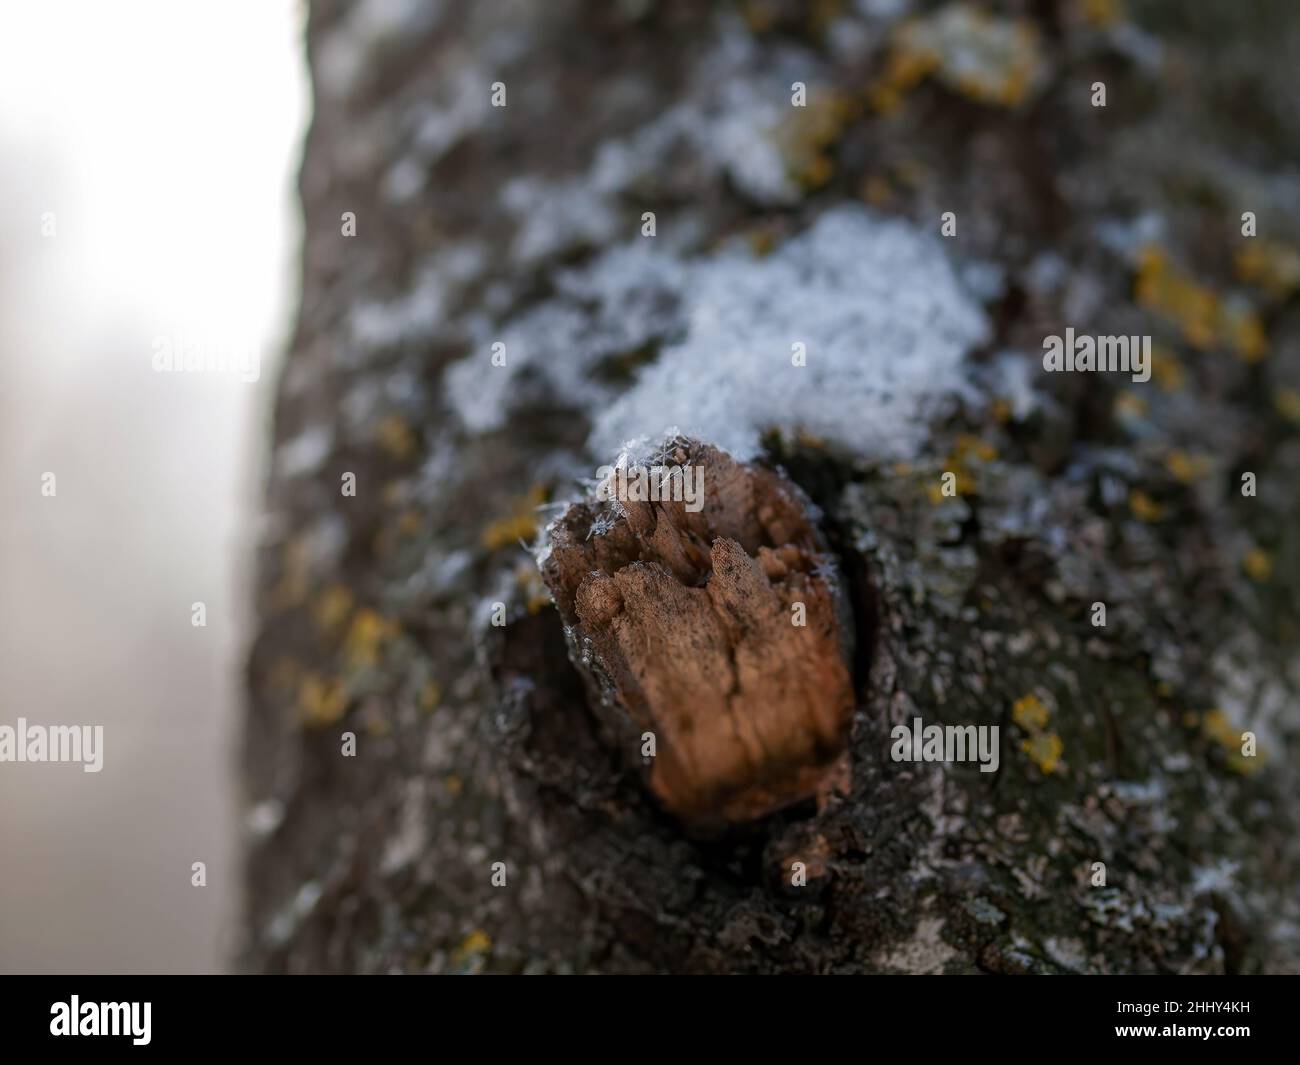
left=539, top=436, right=855, bottom=827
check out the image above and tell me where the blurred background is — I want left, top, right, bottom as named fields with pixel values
left=0, top=0, right=308, bottom=972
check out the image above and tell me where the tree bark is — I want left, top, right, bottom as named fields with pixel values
left=242, top=0, right=1300, bottom=973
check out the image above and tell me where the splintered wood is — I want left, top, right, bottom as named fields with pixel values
left=541, top=438, right=855, bottom=825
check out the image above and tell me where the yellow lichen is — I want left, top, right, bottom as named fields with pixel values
left=1135, top=245, right=1218, bottom=349
left=868, top=45, right=938, bottom=114
left=1221, top=301, right=1268, bottom=363
left=1275, top=387, right=1300, bottom=423
left=928, top=434, right=997, bottom=501
left=343, top=608, right=400, bottom=670
left=1243, top=547, right=1273, bottom=583
left=927, top=469, right=973, bottom=502
left=1164, top=449, right=1211, bottom=485
left=1081, top=0, right=1125, bottom=28
left=1012, top=693, right=1051, bottom=732
left=1113, top=391, right=1148, bottom=421
left=444, top=773, right=464, bottom=798
left=481, top=484, right=547, bottom=551
left=871, top=5, right=1044, bottom=113
left=1202, top=709, right=1263, bottom=775
left=953, top=433, right=998, bottom=464
left=860, top=174, right=895, bottom=207
left=376, top=414, right=416, bottom=461
left=741, top=0, right=780, bottom=34
left=1128, top=489, right=1165, bottom=523
left=1234, top=239, right=1300, bottom=298
left=1201, top=709, right=1235, bottom=747
left=800, top=152, right=835, bottom=190
left=748, top=228, right=778, bottom=258
left=779, top=90, right=858, bottom=190
left=1021, top=731, right=1064, bottom=774
left=312, top=584, right=354, bottom=635
left=420, top=680, right=442, bottom=713
left=808, top=0, right=845, bottom=35
left=515, top=562, right=552, bottom=615
left=453, top=929, right=491, bottom=965
left=1136, top=244, right=1269, bottom=360
left=1013, top=693, right=1062, bottom=774
left=1150, top=345, right=1184, bottom=391
left=298, top=673, right=348, bottom=727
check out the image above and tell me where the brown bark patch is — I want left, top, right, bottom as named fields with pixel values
left=540, top=437, right=856, bottom=825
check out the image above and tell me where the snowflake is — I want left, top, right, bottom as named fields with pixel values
left=812, top=559, right=840, bottom=586
left=585, top=510, right=622, bottom=540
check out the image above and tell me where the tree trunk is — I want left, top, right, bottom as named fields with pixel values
left=241, top=0, right=1300, bottom=974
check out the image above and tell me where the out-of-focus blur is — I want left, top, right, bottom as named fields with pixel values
left=0, top=0, right=308, bottom=973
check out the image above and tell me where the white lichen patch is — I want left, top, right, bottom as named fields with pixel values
left=1209, top=632, right=1294, bottom=756
left=266, top=879, right=324, bottom=949
left=875, top=914, right=958, bottom=973
left=381, top=780, right=430, bottom=875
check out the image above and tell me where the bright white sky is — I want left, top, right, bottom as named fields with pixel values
left=0, top=0, right=308, bottom=341
left=0, top=0, right=310, bottom=973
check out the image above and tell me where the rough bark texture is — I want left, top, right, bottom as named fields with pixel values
left=542, top=438, right=855, bottom=827
left=242, top=0, right=1300, bottom=973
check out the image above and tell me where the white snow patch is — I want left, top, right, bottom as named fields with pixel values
left=409, top=56, right=493, bottom=163
left=687, top=26, right=812, bottom=206
left=445, top=240, right=689, bottom=431
left=493, top=24, right=822, bottom=268
left=1190, top=859, right=1240, bottom=897
left=707, top=94, right=797, bottom=206
left=276, top=425, right=334, bottom=479
left=592, top=207, right=989, bottom=460
left=445, top=208, right=989, bottom=464
left=316, top=0, right=445, bottom=100
left=349, top=242, right=487, bottom=351
left=502, top=176, right=623, bottom=264
left=983, top=350, right=1041, bottom=420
